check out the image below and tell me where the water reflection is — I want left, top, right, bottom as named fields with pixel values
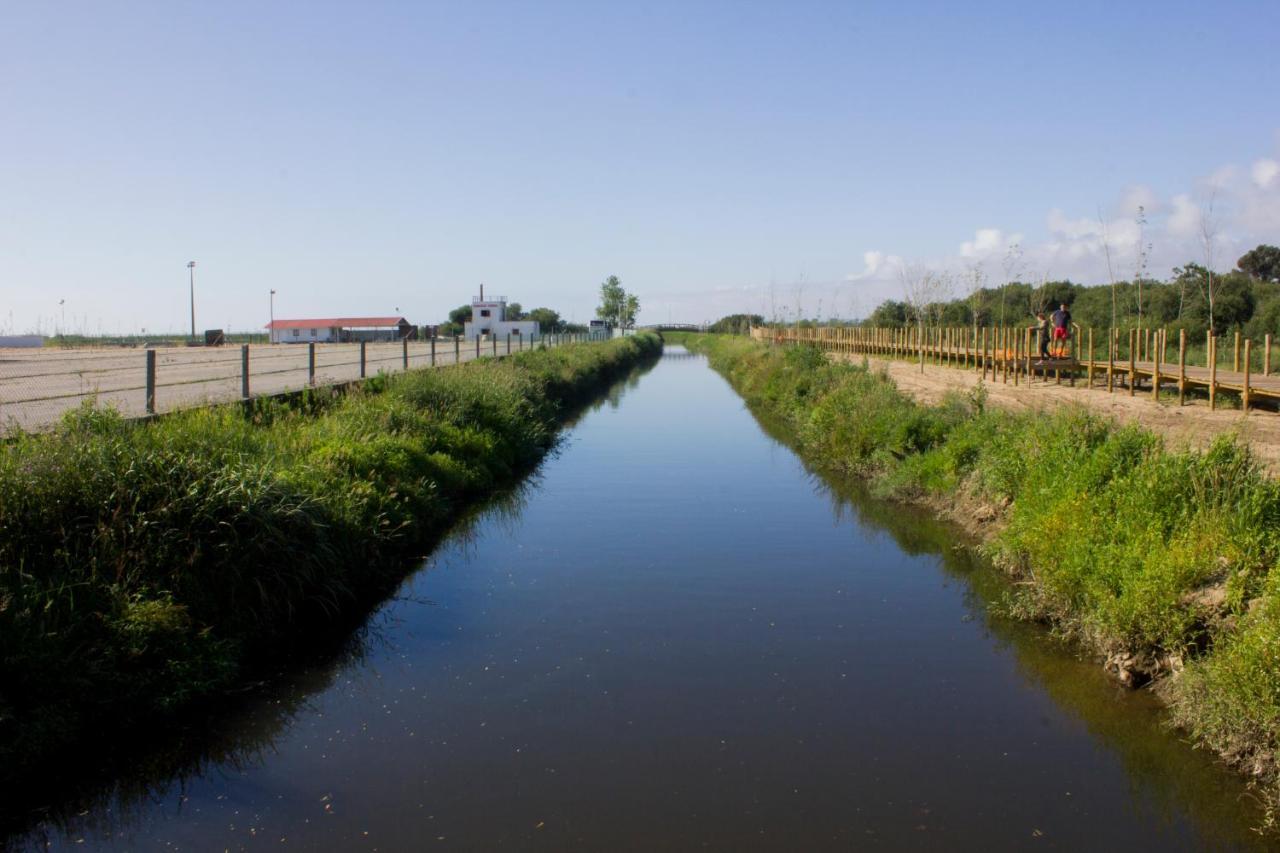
left=4, top=344, right=1269, bottom=850
left=745, top=385, right=1266, bottom=848
left=2, top=358, right=659, bottom=849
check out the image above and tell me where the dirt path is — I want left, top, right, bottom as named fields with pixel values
left=835, top=354, right=1280, bottom=473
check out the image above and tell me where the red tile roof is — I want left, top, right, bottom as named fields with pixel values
left=265, top=317, right=408, bottom=330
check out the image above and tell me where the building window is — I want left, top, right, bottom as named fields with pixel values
left=292, top=329, right=300, bottom=338
left=480, top=309, right=491, bottom=317
left=310, top=328, right=316, bottom=337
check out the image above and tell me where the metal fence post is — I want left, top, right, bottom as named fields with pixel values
left=402, top=337, right=409, bottom=370
left=145, top=349, right=156, bottom=414
left=475, top=336, right=480, bottom=359
left=492, top=335, right=497, bottom=356
left=506, top=332, right=511, bottom=355
left=360, top=341, right=367, bottom=378
left=430, top=335, right=436, bottom=366
left=308, top=342, right=316, bottom=385
left=241, top=344, right=250, bottom=399
left=455, top=335, right=460, bottom=363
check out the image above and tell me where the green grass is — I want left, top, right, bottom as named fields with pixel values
left=0, top=333, right=661, bottom=780
left=683, top=332, right=1280, bottom=825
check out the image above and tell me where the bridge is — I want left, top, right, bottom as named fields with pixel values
left=641, top=324, right=706, bottom=332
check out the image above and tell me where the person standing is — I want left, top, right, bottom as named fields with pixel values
left=1050, top=303, right=1072, bottom=358
left=1030, top=312, right=1051, bottom=362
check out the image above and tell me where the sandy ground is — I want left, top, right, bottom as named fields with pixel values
left=836, top=354, right=1280, bottom=473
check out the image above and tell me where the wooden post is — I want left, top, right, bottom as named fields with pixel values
left=1210, top=336, right=1218, bottom=410
left=145, top=349, right=156, bottom=414
left=492, top=335, right=498, bottom=356
left=1002, top=327, right=1009, bottom=384
left=1244, top=339, right=1252, bottom=413
left=360, top=341, right=367, bottom=377
left=1234, top=331, right=1241, bottom=373
left=1178, top=329, right=1186, bottom=406
left=454, top=335, right=460, bottom=363
left=241, top=344, right=250, bottom=399
left=1128, top=329, right=1136, bottom=396
left=430, top=334, right=436, bottom=366
left=1206, top=329, right=1212, bottom=369
left=1152, top=330, right=1161, bottom=402
left=476, top=336, right=480, bottom=359
left=308, top=342, right=316, bottom=386
left=403, top=337, right=409, bottom=369
left=1267, top=334, right=1272, bottom=377
left=1087, top=327, right=1094, bottom=388
left=1107, top=328, right=1114, bottom=393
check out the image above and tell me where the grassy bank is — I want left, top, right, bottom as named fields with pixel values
left=0, top=334, right=661, bottom=782
left=676, top=332, right=1280, bottom=824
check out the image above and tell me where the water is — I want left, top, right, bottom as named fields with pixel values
left=10, top=347, right=1267, bottom=850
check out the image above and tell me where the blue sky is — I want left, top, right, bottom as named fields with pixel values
left=2, top=0, right=1278, bottom=334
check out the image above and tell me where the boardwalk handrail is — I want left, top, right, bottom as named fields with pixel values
left=748, top=324, right=1278, bottom=412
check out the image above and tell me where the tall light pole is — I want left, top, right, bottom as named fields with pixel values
left=187, top=261, right=196, bottom=339
left=269, top=289, right=276, bottom=344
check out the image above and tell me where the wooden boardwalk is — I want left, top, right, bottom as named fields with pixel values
left=755, top=326, right=1280, bottom=411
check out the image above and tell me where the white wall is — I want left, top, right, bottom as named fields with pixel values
left=273, top=326, right=337, bottom=344
left=463, top=320, right=540, bottom=340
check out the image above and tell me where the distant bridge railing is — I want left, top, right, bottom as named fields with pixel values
left=641, top=324, right=706, bottom=332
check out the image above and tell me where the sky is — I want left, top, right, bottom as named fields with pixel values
left=2, top=0, right=1278, bottom=335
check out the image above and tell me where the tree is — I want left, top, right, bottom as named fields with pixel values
left=448, top=304, right=472, bottom=326
left=596, top=275, right=627, bottom=327
left=505, top=302, right=524, bottom=320
left=1199, top=191, right=1220, bottom=334
left=708, top=314, right=764, bottom=334
left=526, top=307, right=562, bottom=332
left=899, top=262, right=952, bottom=373
left=1238, top=245, right=1280, bottom=283
left=622, top=293, right=640, bottom=329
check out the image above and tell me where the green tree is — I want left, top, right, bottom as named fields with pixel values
left=526, top=307, right=562, bottom=332
left=505, top=302, right=524, bottom=320
left=708, top=314, right=764, bottom=334
left=448, top=304, right=472, bottom=326
left=622, top=293, right=640, bottom=329
left=1238, top=245, right=1280, bottom=283
left=596, top=275, right=626, bottom=327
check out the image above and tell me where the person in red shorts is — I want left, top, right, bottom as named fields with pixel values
left=1050, top=303, right=1072, bottom=357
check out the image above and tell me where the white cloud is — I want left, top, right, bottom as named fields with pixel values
left=1117, top=184, right=1162, bottom=216
left=846, top=249, right=903, bottom=281
left=959, top=228, right=1006, bottom=258
left=1252, top=158, right=1279, bottom=189
left=1167, top=194, right=1201, bottom=238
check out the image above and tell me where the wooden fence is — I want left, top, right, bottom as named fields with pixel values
left=753, top=325, right=1280, bottom=411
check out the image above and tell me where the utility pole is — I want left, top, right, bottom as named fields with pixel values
left=187, top=261, right=196, bottom=340
left=269, top=289, right=276, bottom=344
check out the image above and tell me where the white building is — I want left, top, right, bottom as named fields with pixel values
left=266, top=316, right=414, bottom=344
left=462, top=286, right=539, bottom=341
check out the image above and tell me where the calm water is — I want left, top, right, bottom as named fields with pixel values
left=11, top=346, right=1267, bottom=850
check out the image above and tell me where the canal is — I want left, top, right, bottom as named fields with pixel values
left=12, top=346, right=1267, bottom=850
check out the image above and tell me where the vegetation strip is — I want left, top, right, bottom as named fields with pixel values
left=0, top=334, right=662, bottom=785
left=677, top=332, right=1280, bottom=827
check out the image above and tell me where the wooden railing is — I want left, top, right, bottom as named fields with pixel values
left=751, top=325, right=1279, bottom=411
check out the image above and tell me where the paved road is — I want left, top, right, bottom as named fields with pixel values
left=0, top=338, right=546, bottom=433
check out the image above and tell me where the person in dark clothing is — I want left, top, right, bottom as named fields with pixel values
left=1030, top=312, right=1051, bottom=361
left=1050, top=303, right=1072, bottom=357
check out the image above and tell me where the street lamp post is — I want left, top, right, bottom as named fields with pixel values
left=269, top=289, right=276, bottom=344
left=187, top=261, right=196, bottom=340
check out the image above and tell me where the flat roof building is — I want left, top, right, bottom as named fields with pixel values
left=463, top=285, right=539, bottom=341
left=265, top=316, right=414, bottom=344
